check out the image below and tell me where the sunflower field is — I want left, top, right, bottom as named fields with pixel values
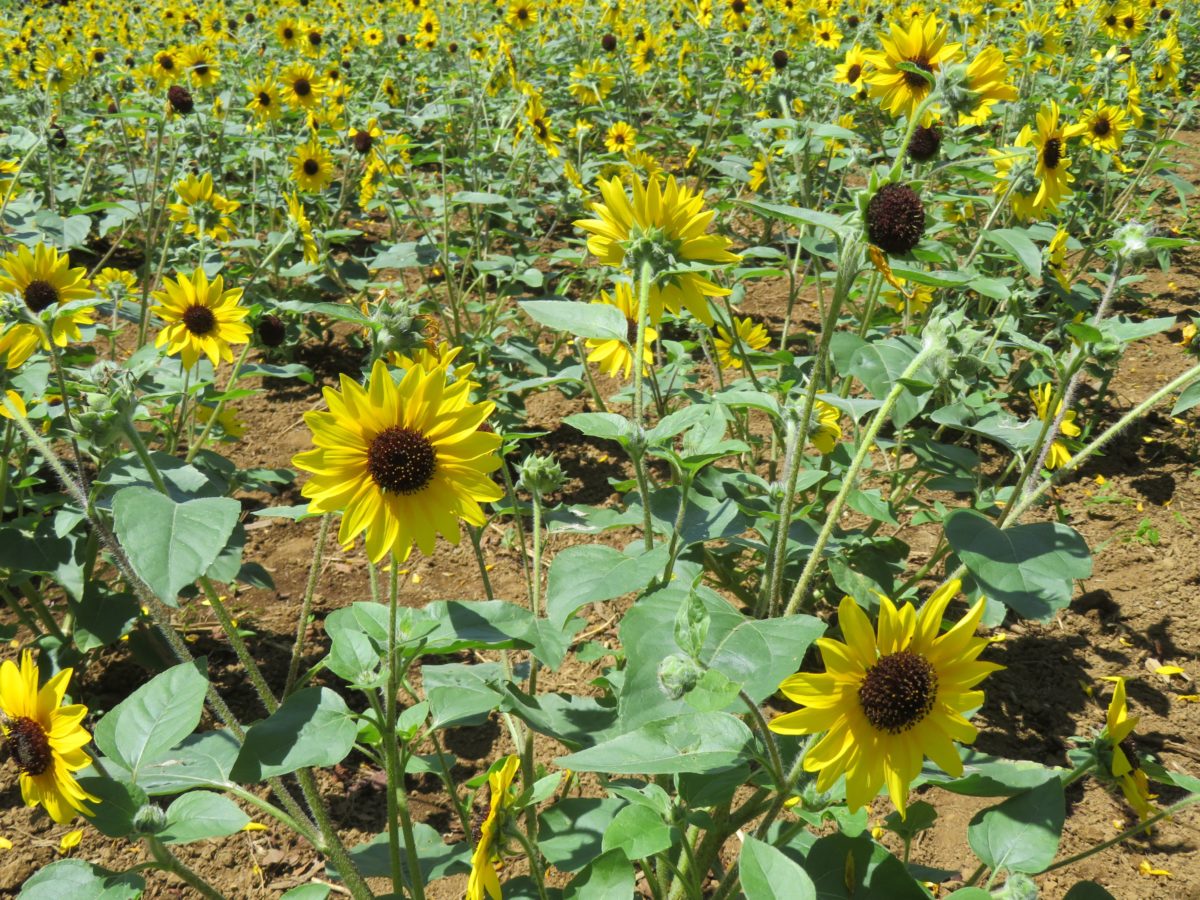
left=2, top=0, right=1200, bottom=896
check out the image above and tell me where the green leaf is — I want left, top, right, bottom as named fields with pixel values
left=967, top=778, right=1065, bottom=875
left=423, top=662, right=504, bottom=728
left=801, top=832, right=929, bottom=900
left=521, top=300, right=627, bottom=341
left=538, top=799, right=626, bottom=872
left=565, top=850, right=634, bottom=900
left=739, top=836, right=817, bottom=900
left=94, top=659, right=209, bottom=781
left=601, top=803, right=676, bottom=860
left=556, top=711, right=752, bottom=775
left=230, top=688, right=358, bottom=781
left=674, top=590, right=709, bottom=658
left=984, top=228, right=1042, bottom=280
left=160, top=791, right=249, bottom=843
left=1062, top=882, right=1117, bottom=900
left=337, top=822, right=469, bottom=881
left=1172, top=377, right=1200, bottom=416
left=280, top=886, right=332, bottom=900
left=452, top=190, right=509, bottom=205
left=847, top=337, right=932, bottom=429
left=112, top=487, right=240, bottom=604
left=546, top=544, right=669, bottom=629
left=742, top=200, right=846, bottom=235
left=75, top=776, right=148, bottom=838
left=501, top=685, right=617, bottom=750
left=923, top=750, right=1058, bottom=797
left=18, top=860, right=144, bottom=899
left=564, top=412, right=633, bottom=442
left=944, top=510, right=1092, bottom=621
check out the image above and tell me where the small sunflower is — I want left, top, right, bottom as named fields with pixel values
left=506, top=0, right=538, bottom=29
left=604, top=121, right=637, bottom=154
left=810, top=400, right=842, bottom=455
left=574, top=173, right=742, bottom=325
left=958, top=46, right=1017, bottom=126
left=866, top=14, right=961, bottom=122
left=182, top=44, right=219, bottom=88
left=466, top=756, right=521, bottom=900
left=280, top=62, right=325, bottom=111
left=0, top=651, right=99, bottom=824
left=714, top=316, right=770, bottom=369
left=1080, top=102, right=1127, bottom=155
left=151, top=267, right=251, bottom=370
left=835, top=44, right=868, bottom=87
left=0, top=244, right=96, bottom=370
left=167, top=173, right=239, bottom=242
left=290, top=138, right=335, bottom=193
left=813, top=19, right=843, bottom=50
left=151, top=48, right=180, bottom=84
left=1100, top=678, right=1157, bottom=825
left=1046, top=228, right=1070, bottom=291
left=245, top=78, right=281, bottom=121
left=584, top=282, right=658, bottom=380
left=770, top=582, right=1000, bottom=817
left=293, top=359, right=503, bottom=563
left=286, top=193, right=320, bottom=265
left=277, top=19, right=301, bottom=50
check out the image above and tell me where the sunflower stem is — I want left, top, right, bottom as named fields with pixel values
left=199, top=577, right=277, bottom=714
left=185, top=339, right=254, bottom=464
left=784, top=339, right=941, bottom=616
left=285, top=513, right=332, bottom=698
left=739, top=690, right=785, bottom=792
left=145, top=835, right=225, bottom=900
left=467, top=525, right=496, bottom=601
left=632, top=259, right=656, bottom=551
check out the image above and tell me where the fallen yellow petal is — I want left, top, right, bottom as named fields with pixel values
left=1155, top=665, right=1185, bottom=677
left=59, top=830, right=83, bottom=854
left=1139, top=860, right=1171, bottom=878
left=242, top=822, right=268, bottom=832
left=0, top=837, right=11, bottom=851
left=1175, top=694, right=1200, bottom=703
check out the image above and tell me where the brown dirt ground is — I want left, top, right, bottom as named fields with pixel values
left=3, top=133, right=1200, bottom=899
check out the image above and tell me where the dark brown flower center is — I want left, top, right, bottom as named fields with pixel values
left=858, top=650, right=938, bottom=734
left=1092, top=116, right=1111, bottom=137
left=293, top=77, right=311, bottom=96
left=846, top=63, right=861, bottom=83
left=5, top=715, right=52, bottom=775
left=308, top=31, right=322, bottom=45
left=303, top=158, right=320, bottom=176
left=1122, top=15, right=1135, bottom=29
left=160, top=55, right=175, bottom=70
left=258, top=91, right=271, bottom=105
left=283, top=27, right=294, bottom=40
left=23, top=280, right=59, bottom=313
left=1042, top=137, right=1062, bottom=170
left=182, top=304, right=216, bottom=335
left=903, top=56, right=934, bottom=88
left=194, top=62, right=209, bottom=77
left=367, top=426, right=436, bottom=494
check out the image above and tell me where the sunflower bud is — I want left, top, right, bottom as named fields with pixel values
left=517, top=453, right=565, bottom=497
left=167, top=84, right=194, bottom=115
left=132, top=802, right=168, bottom=836
left=1113, top=221, right=1152, bottom=263
left=657, top=653, right=702, bottom=700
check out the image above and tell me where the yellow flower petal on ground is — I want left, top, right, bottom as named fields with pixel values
left=294, top=360, right=502, bottom=564
left=770, top=587, right=999, bottom=818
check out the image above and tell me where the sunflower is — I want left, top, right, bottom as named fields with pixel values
left=362, top=27, right=384, bottom=47
left=0, top=244, right=96, bottom=370
left=1046, top=228, right=1071, bottom=290
left=182, top=44, right=219, bottom=88
left=865, top=14, right=961, bottom=122
left=151, top=48, right=180, bottom=84
left=835, top=44, right=868, bottom=88
left=466, top=756, right=521, bottom=900
left=809, top=400, right=842, bottom=455
left=151, top=267, right=251, bottom=370
left=506, top=0, right=537, bottom=29
left=1030, top=383, right=1080, bottom=470
left=245, top=78, right=281, bottom=121
left=585, top=282, right=658, bottom=380
left=769, top=582, right=1000, bottom=817
left=574, top=173, right=742, bottom=325
left=276, top=18, right=301, bottom=50
left=813, top=19, right=843, bottom=50
left=525, top=95, right=561, bottom=158
left=0, top=651, right=99, bottom=824
left=714, top=317, right=770, bottom=370
left=167, top=172, right=239, bottom=242
left=1101, top=677, right=1157, bottom=825
left=1021, top=101, right=1083, bottom=218
left=604, top=121, right=637, bottom=154
left=568, top=59, right=615, bottom=105
left=740, top=56, right=772, bottom=94
left=1080, top=102, right=1126, bottom=155
left=957, top=46, right=1017, bottom=126
left=280, top=62, right=325, bottom=111
left=294, top=360, right=502, bottom=562
left=290, top=138, right=335, bottom=193
left=286, top=192, right=320, bottom=264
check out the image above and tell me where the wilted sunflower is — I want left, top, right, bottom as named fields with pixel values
left=574, top=173, right=742, bottom=325
left=293, top=359, right=503, bottom=563
left=584, top=282, right=658, bottom=380
left=466, top=756, right=521, bottom=900
left=0, top=651, right=99, bottom=824
left=151, top=267, right=251, bottom=369
left=770, top=581, right=1000, bottom=817
left=866, top=14, right=961, bottom=121
left=290, top=138, right=335, bottom=192
left=0, top=244, right=96, bottom=370
left=1101, top=677, right=1157, bottom=825
left=1031, top=382, right=1080, bottom=470
left=714, top=316, right=770, bottom=369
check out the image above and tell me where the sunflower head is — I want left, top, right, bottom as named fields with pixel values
left=866, top=183, right=926, bottom=255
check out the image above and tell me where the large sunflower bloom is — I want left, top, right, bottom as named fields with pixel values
left=151, top=267, right=251, bottom=370
left=574, top=174, right=742, bottom=325
left=293, top=359, right=503, bottom=563
left=0, top=244, right=95, bottom=370
left=0, top=651, right=99, bottom=824
left=770, top=582, right=1000, bottom=817
left=866, top=15, right=961, bottom=122
left=467, top=755, right=521, bottom=900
